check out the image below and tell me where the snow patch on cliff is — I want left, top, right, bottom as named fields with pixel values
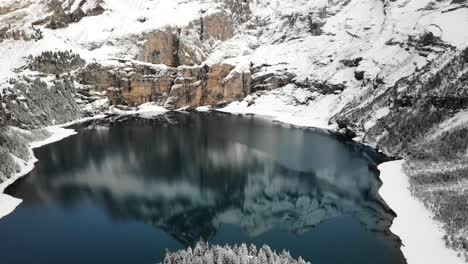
left=221, top=82, right=369, bottom=130
left=107, top=102, right=168, bottom=118
left=221, top=85, right=337, bottom=129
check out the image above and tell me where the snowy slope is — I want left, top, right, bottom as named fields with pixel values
left=0, top=0, right=221, bottom=82
left=219, top=0, right=468, bottom=129
left=1, top=0, right=467, bottom=86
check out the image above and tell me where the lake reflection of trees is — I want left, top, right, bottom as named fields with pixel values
left=8, top=112, right=398, bottom=248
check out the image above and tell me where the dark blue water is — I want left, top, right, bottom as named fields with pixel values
left=0, top=112, right=405, bottom=264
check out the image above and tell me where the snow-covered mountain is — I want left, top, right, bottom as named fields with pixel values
left=1, top=0, right=468, bottom=261
left=0, top=0, right=466, bottom=129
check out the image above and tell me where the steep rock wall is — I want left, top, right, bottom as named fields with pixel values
left=139, top=11, right=238, bottom=67
left=78, top=62, right=251, bottom=108
left=140, top=28, right=182, bottom=67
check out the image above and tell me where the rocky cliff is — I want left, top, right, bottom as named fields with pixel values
left=77, top=61, right=250, bottom=108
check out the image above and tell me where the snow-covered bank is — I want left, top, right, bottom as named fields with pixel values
left=0, top=106, right=171, bottom=219
left=0, top=126, right=78, bottom=194
left=107, top=102, right=168, bottom=119
left=0, top=116, right=109, bottom=219
left=221, top=94, right=466, bottom=263
left=220, top=86, right=339, bottom=130
left=0, top=126, right=77, bottom=219
left=378, top=161, right=464, bottom=264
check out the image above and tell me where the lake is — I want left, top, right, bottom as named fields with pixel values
left=0, top=112, right=405, bottom=264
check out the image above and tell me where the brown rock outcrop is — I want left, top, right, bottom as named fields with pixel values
left=140, top=28, right=181, bottom=67
left=77, top=63, right=115, bottom=89
left=120, top=67, right=175, bottom=106
left=139, top=11, right=239, bottom=67
left=167, top=64, right=251, bottom=108
left=200, top=12, right=235, bottom=41
left=77, top=62, right=251, bottom=108
left=79, top=1, right=253, bottom=107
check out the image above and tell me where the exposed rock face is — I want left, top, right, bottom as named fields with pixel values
left=140, top=28, right=182, bottom=67
left=69, top=3, right=252, bottom=108
left=167, top=66, right=206, bottom=108
left=0, top=0, right=254, bottom=114
left=77, top=63, right=115, bottom=89
left=78, top=61, right=251, bottom=108
left=200, top=11, right=236, bottom=41
left=140, top=10, right=241, bottom=67
left=168, top=63, right=251, bottom=108
left=251, top=70, right=296, bottom=92
left=78, top=63, right=171, bottom=105
left=205, top=64, right=250, bottom=104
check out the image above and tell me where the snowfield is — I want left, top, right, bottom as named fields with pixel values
left=0, top=192, right=20, bottom=219
left=379, top=161, right=465, bottom=264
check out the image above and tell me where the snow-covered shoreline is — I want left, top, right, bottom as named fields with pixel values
left=0, top=106, right=462, bottom=264
left=0, top=103, right=168, bottom=219
left=0, top=126, right=77, bottom=219
left=0, top=115, right=108, bottom=219
left=219, top=87, right=339, bottom=130
left=222, top=100, right=465, bottom=264
left=378, top=161, right=464, bottom=264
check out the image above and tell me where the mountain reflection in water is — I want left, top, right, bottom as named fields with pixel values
left=3, top=112, right=405, bottom=264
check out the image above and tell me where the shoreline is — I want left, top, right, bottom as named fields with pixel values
left=0, top=107, right=463, bottom=264
left=378, top=161, right=464, bottom=264
left=0, top=126, right=77, bottom=219
left=0, top=115, right=108, bottom=219
left=220, top=103, right=465, bottom=264
left=0, top=102, right=168, bottom=219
